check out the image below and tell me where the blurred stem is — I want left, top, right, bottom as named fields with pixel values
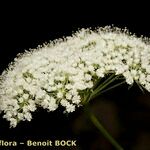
left=93, top=74, right=115, bottom=91
left=82, top=74, right=116, bottom=104
left=85, top=106, right=124, bottom=150
left=83, top=75, right=125, bottom=149
left=90, top=80, right=126, bottom=100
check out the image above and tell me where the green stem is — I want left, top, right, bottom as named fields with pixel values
left=93, top=74, right=116, bottom=91
left=83, top=75, right=125, bottom=149
left=90, top=80, right=126, bottom=100
left=93, top=75, right=118, bottom=94
left=86, top=107, right=124, bottom=150
left=86, top=75, right=119, bottom=104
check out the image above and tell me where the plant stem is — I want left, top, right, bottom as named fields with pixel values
left=83, top=75, right=125, bottom=149
left=93, top=75, right=118, bottom=94
left=86, top=75, right=120, bottom=104
left=93, top=74, right=116, bottom=92
left=90, top=80, right=126, bottom=100
left=86, top=107, right=124, bottom=150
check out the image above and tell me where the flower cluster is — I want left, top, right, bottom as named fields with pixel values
left=0, top=26, right=150, bottom=127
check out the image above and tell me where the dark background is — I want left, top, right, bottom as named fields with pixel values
left=0, top=2, right=150, bottom=150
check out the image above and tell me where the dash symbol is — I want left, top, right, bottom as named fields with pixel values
left=20, top=142, right=24, bottom=145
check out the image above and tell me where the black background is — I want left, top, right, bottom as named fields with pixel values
left=0, top=2, right=150, bottom=150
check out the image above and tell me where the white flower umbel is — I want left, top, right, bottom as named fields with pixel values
left=0, top=26, right=150, bottom=127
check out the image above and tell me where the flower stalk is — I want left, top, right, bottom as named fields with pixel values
left=83, top=77, right=125, bottom=150
left=87, top=108, right=124, bottom=150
